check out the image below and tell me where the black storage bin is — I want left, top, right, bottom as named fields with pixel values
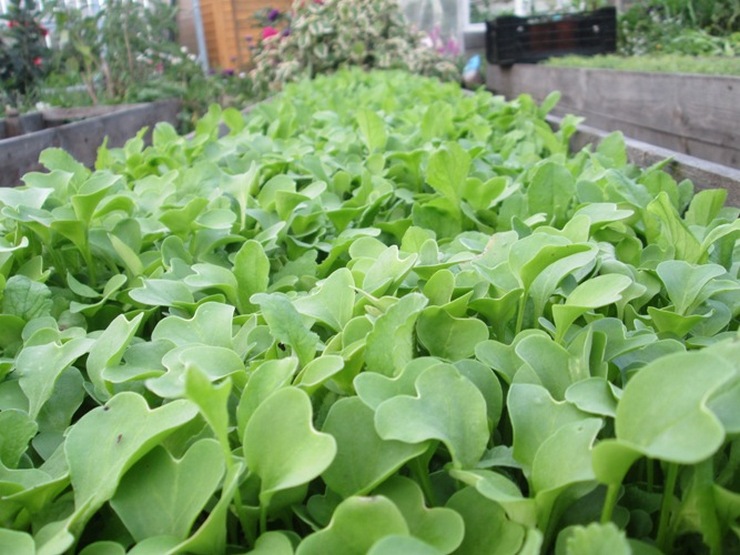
left=485, top=7, right=617, bottom=66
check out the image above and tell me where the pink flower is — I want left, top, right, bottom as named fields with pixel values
left=33, top=56, right=42, bottom=66
left=262, top=26, right=279, bottom=39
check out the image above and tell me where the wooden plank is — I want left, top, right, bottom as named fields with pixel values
left=0, top=100, right=181, bottom=188
left=487, top=65, right=740, bottom=168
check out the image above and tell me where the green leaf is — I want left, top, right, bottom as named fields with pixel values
left=294, top=268, right=355, bottom=332
left=356, top=109, right=387, bottom=152
left=645, top=191, right=702, bottom=263
left=233, top=240, right=270, bottom=313
left=236, top=358, right=299, bottom=439
left=531, top=418, right=601, bottom=494
left=64, top=392, right=198, bottom=529
left=129, top=278, right=195, bottom=307
left=322, top=397, right=427, bottom=497
left=527, top=162, right=575, bottom=227
left=152, top=302, right=234, bottom=348
left=508, top=384, right=589, bottom=472
left=368, top=535, right=442, bottom=555
left=416, top=307, right=489, bottom=361
left=184, top=367, right=232, bottom=453
left=2, top=275, right=53, bottom=322
left=0, top=409, right=38, bottom=468
left=110, top=440, right=225, bottom=541
left=426, top=142, right=470, bottom=203
left=296, top=496, right=409, bottom=555
left=0, top=529, right=35, bottom=554
left=557, top=522, right=631, bottom=555
left=552, top=274, right=633, bottom=342
left=374, top=476, right=464, bottom=553
left=17, top=336, right=94, bottom=419
left=364, top=293, right=428, bottom=376
left=375, top=364, right=489, bottom=469
left=251, top=293, right=319, bottom=367
left=243, top=387, right=336, bottom=506
left=171, top=462, right=244, bottom=555
left=614, top=349, right=735, bottom=464
left=655, top=260, right=726, bottom=316
left=86, top=313, right=144, bottom=400
left=445, top=487, right=526, bottom=555
left=684, top=188, right=727, bottom=227
left=245, top=531, right=295, bottom=554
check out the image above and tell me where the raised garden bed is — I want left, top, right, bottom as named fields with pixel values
left=0, top=100, right=181, bottom=188
left=487, top=64, right=740, bottom=169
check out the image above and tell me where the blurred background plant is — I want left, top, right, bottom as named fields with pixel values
left=0, top=0, right=51, bottom=109
left=619, top=0, right=740, bottom=55
left=1, top=0, right=250, bottom=130
left=249, top=0, right=462, bottom=95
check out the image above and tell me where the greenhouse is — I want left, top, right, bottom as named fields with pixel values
left=0, top=0, right=738, bottom=553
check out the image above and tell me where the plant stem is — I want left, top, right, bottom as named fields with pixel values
left=410, top=457, right=437, bottom=506
left=600, top=483, right=620, bottom=524
left=514, top=292, right=526, bottom=336
left=656, top=463, right=679, bottom=552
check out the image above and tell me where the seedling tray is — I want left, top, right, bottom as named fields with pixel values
left=486, top=7, right=617, bottom=66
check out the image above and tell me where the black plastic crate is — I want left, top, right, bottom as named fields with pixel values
left=485, top=7, right=617, bottom=66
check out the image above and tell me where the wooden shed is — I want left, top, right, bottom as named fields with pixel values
left=179, top=0, right=292, bottom=70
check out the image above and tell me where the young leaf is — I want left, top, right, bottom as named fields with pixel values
left=445, top=486, right=527, bottom=555
left=356, top=110, right=387, bottom=152
left=110, top=440, right=225, bottom=541
left=233, top=240, right=270, bottom=313
left=243, top=387, right=336, bottom=506
left=416, top=307, right=489, bottom=361
left=614, top=350, right=735, bottom=464
left=322, top=397, right=428, bottom=498
left=296, top=496, right=409, bottom=555
left=364, top=293, right=428, bottom=376
left=426, top=142, right=470, bottom=203
left=374, top=364, right=489, bottom=469
left=251, top=293, right=320, bottom=367
left=65, top=393, right=198, bottom=531
left=374, top=476, right=465, bottom=553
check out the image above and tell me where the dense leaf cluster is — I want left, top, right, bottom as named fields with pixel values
left=0, top=69, right=738, bottom=554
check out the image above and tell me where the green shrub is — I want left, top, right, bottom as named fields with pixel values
left=249, top=0, right=460, bottom=95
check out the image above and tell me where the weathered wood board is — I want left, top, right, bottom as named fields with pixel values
left=0, top=100, right=180, bottom=188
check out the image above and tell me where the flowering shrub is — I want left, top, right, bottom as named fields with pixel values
left=249, top=0, right=460, bottom=95
left=0, top=0, right=50, bottom=106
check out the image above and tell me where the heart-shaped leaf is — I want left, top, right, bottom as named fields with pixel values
left=110, top=439, right=225, bottom=541
left=322, top=398, right=428, bottom=497
left=65, top=392, right=198, bottom=529
left=364, top=293, right=428, bottom=376
left=293, top=268, right=355, bottom=333
left=445, top=486, right=527, bottom=555
left=374, top=476, right=464, bottom=553
left=614, top=350, right=735, bottom=464
left=296, top=496, right=409, bottom=555
left=416, top=307, right=489, bottom=361
left=152, top=302, right=235, bottom=348
left=375, top=364, right=489, bottom=469
left=17, top=336, right=94, bottom=418
left=243, top=387, right=336, bottom=505
left=236, top=358, right=299, bottom=439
